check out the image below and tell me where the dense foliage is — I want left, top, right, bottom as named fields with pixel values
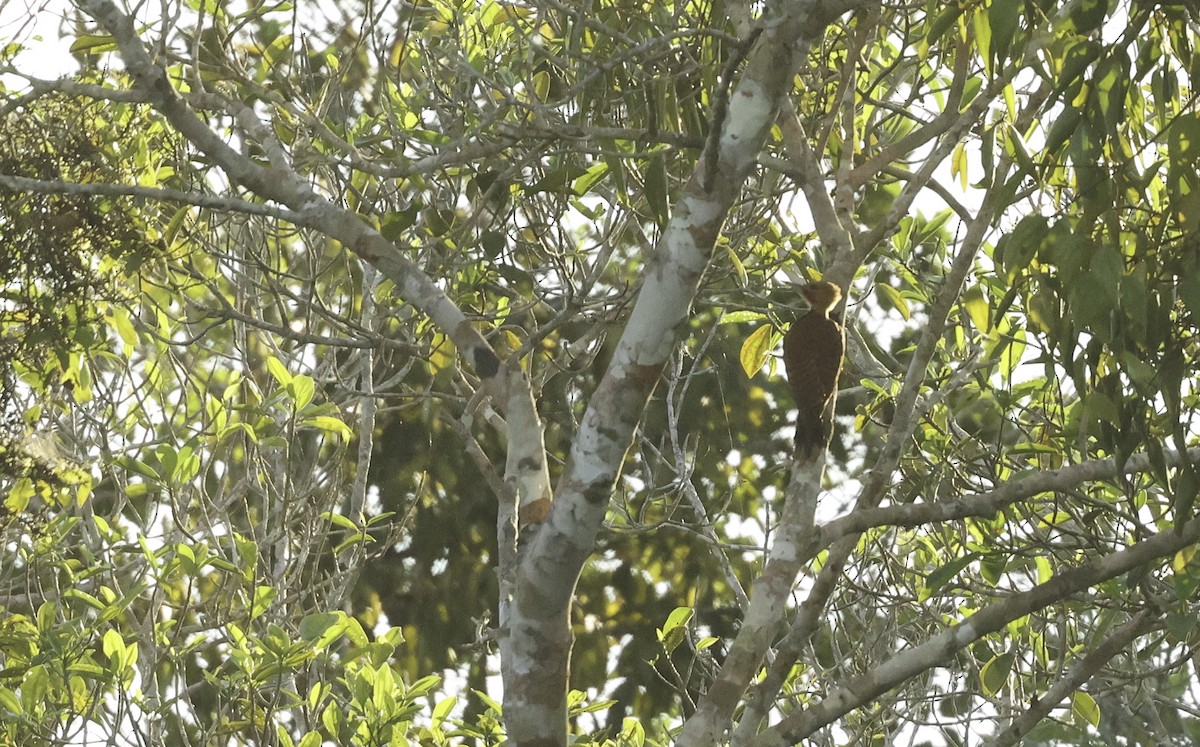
left=1, top=0, right=1199, bottom=744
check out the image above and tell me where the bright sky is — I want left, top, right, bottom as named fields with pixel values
left=1, top=0, right=78, bottom=83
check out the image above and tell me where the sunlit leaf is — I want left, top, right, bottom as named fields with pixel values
left=980, top=652, right=1015, bottom=696
left=1072, top=691, right=1101, bottom=728
left=739, top=324, right=777, bottom=378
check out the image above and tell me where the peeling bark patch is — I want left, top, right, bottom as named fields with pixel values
left=356, top=236, right=381, bottom=263
left=473, top=345, right=501, bottom=378
left=519, top=497, right=551, bottom=524
left=518, top=456, right=542, bottom=472
left=152, top=70, right=174, bottom=98
left=684, top=218, right=724, bottom=256
left=582, top=478, right=611, bottom=505
left=629, top=361, right=664, bottom=391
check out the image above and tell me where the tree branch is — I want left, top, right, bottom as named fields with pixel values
left=500, top=3, right=875, bottom=743
left=991, top=610, right=1157, bottom=746
left=685, top=457, right=827, bottom=746
left=823, top=447, right=1200, bottom=543
left=753, top=516, right=1200, bottom=745
left=0, top=173, right=304, bottom=222
left=71, top=0, right=516, bottom=410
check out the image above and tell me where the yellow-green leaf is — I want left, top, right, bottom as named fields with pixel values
left=739, top=324, right=777, bottom=378
left=658, top=607, right=693, bottom=653
left=980, top=651, right=1015, bottom=695
left=1072, top=691, right=1101, bottom=728
left=303, top=416, right=353, bottom=439
left=69, top=34, right=118, bottom=54
left=962, top=285, right=990, bottom=332
left=725, top=243, right=748, bottom=286
left=265, top=356, right=292, bottom=387
left=288, top=375, right=315, bottom=411
left=251, top=585, right=277, bottom=620
left=878, top=283, right=911, bottom=320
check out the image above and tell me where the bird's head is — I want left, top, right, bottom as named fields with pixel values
left=801, top=281, right=842, bottom=314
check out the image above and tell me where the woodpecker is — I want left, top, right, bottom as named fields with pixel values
left=783, top=281, right=845, bottom=461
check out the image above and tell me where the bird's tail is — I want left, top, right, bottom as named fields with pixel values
left=793, top=406, right=831, bottom=462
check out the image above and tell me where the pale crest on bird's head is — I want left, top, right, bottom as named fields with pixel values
left=801, top=281, right=842, bottom=313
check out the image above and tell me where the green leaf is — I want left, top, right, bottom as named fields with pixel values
left=644, top=152, right=670, bottom=228
left=1070, top=244, right=1122, bottom=335
left=102, top=629, right=126, bottom=662
left=998, top=214, right=1047, bottom=279
left=480, top=230, right=506, bottom=259
left=172, top=445, right=200, bottom=483
left=1165, top=610, right=1195, bottom=642
left=308, top=682, right=328, bottom=711
left=999, top=327, right=1027, bottom=381
left=972, top=7, right=992, bottom=75
left=109, top=309, right=138, bottom=348
left=250, top=586, right=278, bottom=620
left=1093, top=54, right=1127, bottom=134
left=877, top=283, right=911, bottom=320
left=5, top=478, right=33, bottom=514
left=302, top=416, right=352, bottom=439
left=117, top=456, right=162, bottom=481
left=980, top=555, right=1007, bottom=585
left=266, top=356, right=292, bottom=387
left=36, top=601, right=56, bottom=633
left=1044, top=104, right=1083, bottom=154
left=1068, top=0, right=1109, bottom=34
left=921, top=553, right=979, bottom=601
left=1038, top=511, right=1072, bottom=527
left=987, top=0, right=1020, bottom=70
left=321, top=702, right=342, bottom=735
left=333, top=533, right=367, bottom=555
left=276, top=726, right=296, bottom=747
left=1178, top=274, right=1200, bottom=318
left=1035, top=556, right=1053, bottom=583
left=658, top=607, right=693, bottom=653
left=980, top=651, right=1015, bottom=696
left=472, top=688, right=503, bottom=714
left=1072, top=690, right=1101, bottom=728
left=63, top=589, right=104, bottom=611
left=323, top=512, right=359, bottom=530
left=1083, top=390, right=1120, bottom=425
left=208, top=558, right=239, bottom=573
left=0, top=687, right=22, bottom=715
left=962, top=285, right=990, bottom=333
left=69, top=34, right=118, bottom=54
left=725, top=243, right=748, bottom=286
left=299, top=612, right=346, bottom=648
left=21, top=665, right=49, bottom=712
left=1120, top=351, right=1157, bottom=393
left=739, top=324, right=777, bottom=378
left=1054, top=39, right=1101, bottom=95
left=529, top=165, right=588, bottom=194
left=381, top=206, right=420, bottom=239
left=571, top=696, right=617, bottom=715
left=234, top=534, right=259, bottom=572
left=408, top=673, right=441, bottom=697
left=288, top=375, right=315, bottom=411
left=572, top=162, right=609, bottom=195
left=344, top=617, right=369, bottom=647
left=431, top=695, right=457, bottom=726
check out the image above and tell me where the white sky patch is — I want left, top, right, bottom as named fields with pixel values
left=1, top=1, right=78, bottom=85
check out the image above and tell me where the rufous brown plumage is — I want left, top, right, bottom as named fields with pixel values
left=783, top=281, right=844, bottom=461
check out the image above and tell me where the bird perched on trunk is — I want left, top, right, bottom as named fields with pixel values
left=783, top=281, right=845, bottom=461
